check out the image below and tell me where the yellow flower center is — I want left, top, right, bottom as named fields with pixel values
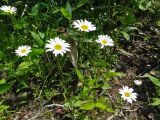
left=101, top=40, right=108, bottom=45
left=6, top=10, right=13, bottom=13
left=124, top=92, right=131, bottom=97
left=21, top=49, right=27, bottom=53
left=81, top=25, right=89, bottom=30
left=54, top=44, right=62, bottom=50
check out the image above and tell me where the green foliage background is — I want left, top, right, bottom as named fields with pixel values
left=0, top=0, right=160, bottom=119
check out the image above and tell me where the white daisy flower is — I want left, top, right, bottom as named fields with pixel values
left=15, top=45, right=31, bottom=57
left=119, top=86, right=137, bottom=103
left=96, top=35, right=114, bottom=48
left=45, top=37, right=70, bottom=56
left=134, top=80, right=142, bottom=86
left=0, top=5, right=17, bottom=14
left=73, top=19, right=96, bottom=32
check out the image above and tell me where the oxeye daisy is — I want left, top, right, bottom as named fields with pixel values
left=96, top=35, right=114, bottom=48
left=45, top=37, right=70, bottom=56
left=15, top=45, right=31, bottom=57
left=0, top=5, right=17, bottom=14
left=73, top=19, right=96, bottom=32
left=119, top=86, right=137, bottom=103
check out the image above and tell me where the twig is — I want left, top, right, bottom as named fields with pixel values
left=27, top=103, right=64, bottom=120
left=21, top=4, right=28, bottom=17
left=122, top=106, right=138, bottom=112
left=125, top=109, right=138, bottom=112
left=44, top=103, right=64, bottom=108
left=118, top=49, right=134, bottom=57
left=45, top=52, right=51, bottom=62
left=37, top=77, right=47, bottom=99
left=28, top=108, right=42, bottom=120
left=107, top=110, right=119, bottom=120
left=119, top=110, right=128, bottom=120
left=107, top=93, right=115, bottom=106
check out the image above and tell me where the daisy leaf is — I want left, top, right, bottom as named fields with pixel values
left=61, top=2, right=72, bottom=20
left=148, top=75, right=160, bottom=87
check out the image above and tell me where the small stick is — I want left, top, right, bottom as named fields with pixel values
left=107, top=110, right=119, bottom=120
left=44, top=103, right=64, bottom=108
left=21, top=4, right=28, bottom=17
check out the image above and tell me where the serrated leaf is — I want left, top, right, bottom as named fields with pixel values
left=148, top=75, right=160, bottom=87
left=61, top=3, right=72, bottom=20
left=0, top=84, right=11, bottom=94
left=30, top=31, right=44, bottom=47
left=80, top=101, right=94, bottom=110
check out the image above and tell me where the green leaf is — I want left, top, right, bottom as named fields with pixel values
left=64, top=102, right=70, bottom=108
left=0, top=105, right=9, bottom=112
left=119, top=12, right=136, bottom=24
left=0, top=51, right=5, bottom=60
left=13, top=17, right=28, bottom=30
left=31, top=3, right=40, bottom=16
left=156, top=20, right=160, bottom=26
left=106, top=70, right=125, bottom=79
left=0, top=79, right=6, bottom=85
left=31, top=48, right=44, bottom=55
left=102, top=83, right=110, bottom=89
left=82, top=86, right=90, bottom=97
left=0, top=64, right=10, bottom=71
left=122, top=31, right=130, bottom=41
left=76, top=0, right=89, bottom=9
left=0, top=84, right=11, bottom=94
left=84, top=116, right=90, bottom=120
left=75, top=69, right=84, bottom=81
left=105, top=107, right=114, bottom=112
left=95, top=101, right=106, bottom=110
left=148, top=75, right=160, bottom=87
left=38, top=32, right=45, bottom=39
left=150, top=98, right=160, bottom=106
left=16, top=62, right=33, bottom=76
left=61, top=3, right=72, bottom=20
left=80, top=101, right=95, bottom=110
left=30, top=31, right=44, bottom=47
left=74, top=100, right=83, bottom=107
left=125, top=12, right=136, bottom=24
left=87, top=79, right=96, bottom=87
left=138, top=1, right=152, bottom=10
left=17, top=62, right=33, bottom=71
